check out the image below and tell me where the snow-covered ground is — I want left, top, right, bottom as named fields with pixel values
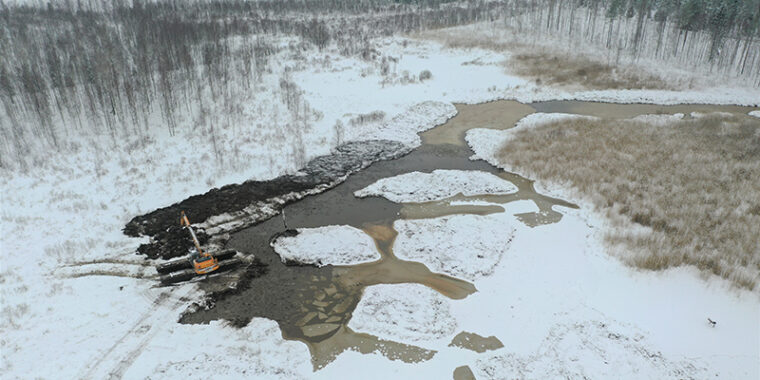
left=348, top=283, right=456, bottom=343
left=272, top=225, right=381, bottom=267
left=122, top=318, right=312, bottom=380
left=421, top=21, right=760, bottom=106
left=394, top=214, right=515, bottom=282
left=2, top=26, right=760, bottom=379
left=354, top=169, right=517, bottom=203
left=323, top=198, right=759, bottom=380
left=462, top=113, right=760, bottom=379
left=750, top=110, right=760, bottom=118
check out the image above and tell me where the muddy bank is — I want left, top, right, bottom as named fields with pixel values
left=124, top=140, right=409, bottom=259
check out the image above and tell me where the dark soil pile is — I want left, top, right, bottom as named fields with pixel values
left=136, top=225, right=209, bottom=260
left=125, top=140, right=408, bottom=260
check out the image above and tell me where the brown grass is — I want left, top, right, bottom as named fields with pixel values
left=415, top=29, right=669, bottom=91
left=497, top=113, right=760, bottom=290
left=508, top=52, right=667, bottom=90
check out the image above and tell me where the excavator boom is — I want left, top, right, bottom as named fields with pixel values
left=181, top=211, right=205, bottom=256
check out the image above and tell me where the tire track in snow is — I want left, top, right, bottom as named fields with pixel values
left=81, top=285, right=194, bottom=380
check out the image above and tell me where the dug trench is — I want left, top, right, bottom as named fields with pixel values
left=125, top=100, right=756, bottom=369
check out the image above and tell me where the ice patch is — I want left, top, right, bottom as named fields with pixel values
left=394, top=214, right=515, bottom=282
left=354, top=169, right=517, bottom=203
left=749, top=110, right=760, bottom=118
left=348, top=283, right=456, bottom=342
left=272, top=225, right=381, bottom=267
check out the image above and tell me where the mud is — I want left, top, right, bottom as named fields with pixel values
left=420, top=101, right=536, bottom=146
left=449, top=331, right=504, bottom=353
left=178, top=212, right=342, bottom=332
left=453, top=365, right=477, bottom=380
left=309, top=325, right=436, bottom=369
left=335, top=222, right=477, bottom=300
left=136, top=225, right=210, bottom=260
left=124, top=140, right=409, bottom=251
left=129, top=99, right=754, bottom=369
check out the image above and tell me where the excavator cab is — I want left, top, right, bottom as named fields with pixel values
left=192, top=254, right=219, bottom=274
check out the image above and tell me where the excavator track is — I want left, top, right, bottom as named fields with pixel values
left=156, top=212, right=244, bottom=285
left=156, top=249, right=238, bottom=274
left=159, top=256, right=242, bottom=285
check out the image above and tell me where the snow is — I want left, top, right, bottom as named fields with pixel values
left=3, top=25, right=760, bottom=380
left=691, top=111, right=735, bottom=119
left=520, top=87, right=760, bottom=107
left=354, top=169, right=517, bottom=203
left=294, top=38, right=527, bottom=144
left=630, top=113, right=685, bottom=125
left=1, top=275, right=192, bottom=379
left=348, top=283, right=456, bottom=343
left=0, top=37, right=475, bottom=379
left=316, top=200, right=759, bottom=379
left=750, top=110, right=760, bottom=118
left=123, top=318, right=311, bottom=380
left=466, top=207, right=758, bottom=380
left=475, top=319, right=706, bottom=379
left=347, top=101, right=457, bottom=148
left=272, top=225, right=381, bottom=267
left=427, top=21, right=760, bottom=107
left=394, top=214, right=515, bottom=282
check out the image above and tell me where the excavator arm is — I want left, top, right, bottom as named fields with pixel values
left=180, top=211, right=219, bottom=274
left=156, top=211, right=242, bottom=285
left=181, top=211, right=205, bottom=257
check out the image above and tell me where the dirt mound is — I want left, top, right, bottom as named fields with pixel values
left=125, top=140, right=408, bottom=261
left=136, top=225, right=210, bottom=260
left=124, top=140, right=409, bottom=239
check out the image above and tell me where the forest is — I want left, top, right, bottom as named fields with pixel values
left=0, top=0, right=758, bottom=171
left=505, top=0, right=760, bottom=80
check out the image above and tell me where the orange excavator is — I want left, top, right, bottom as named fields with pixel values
left=181, top=211, right=220, bottom=274
left=156, top=211, right=242, bottom=285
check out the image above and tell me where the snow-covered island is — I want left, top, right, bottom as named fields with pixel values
left=354, top=169, right=518, bottom=203
left=272, top=225, right=381, bottom=267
